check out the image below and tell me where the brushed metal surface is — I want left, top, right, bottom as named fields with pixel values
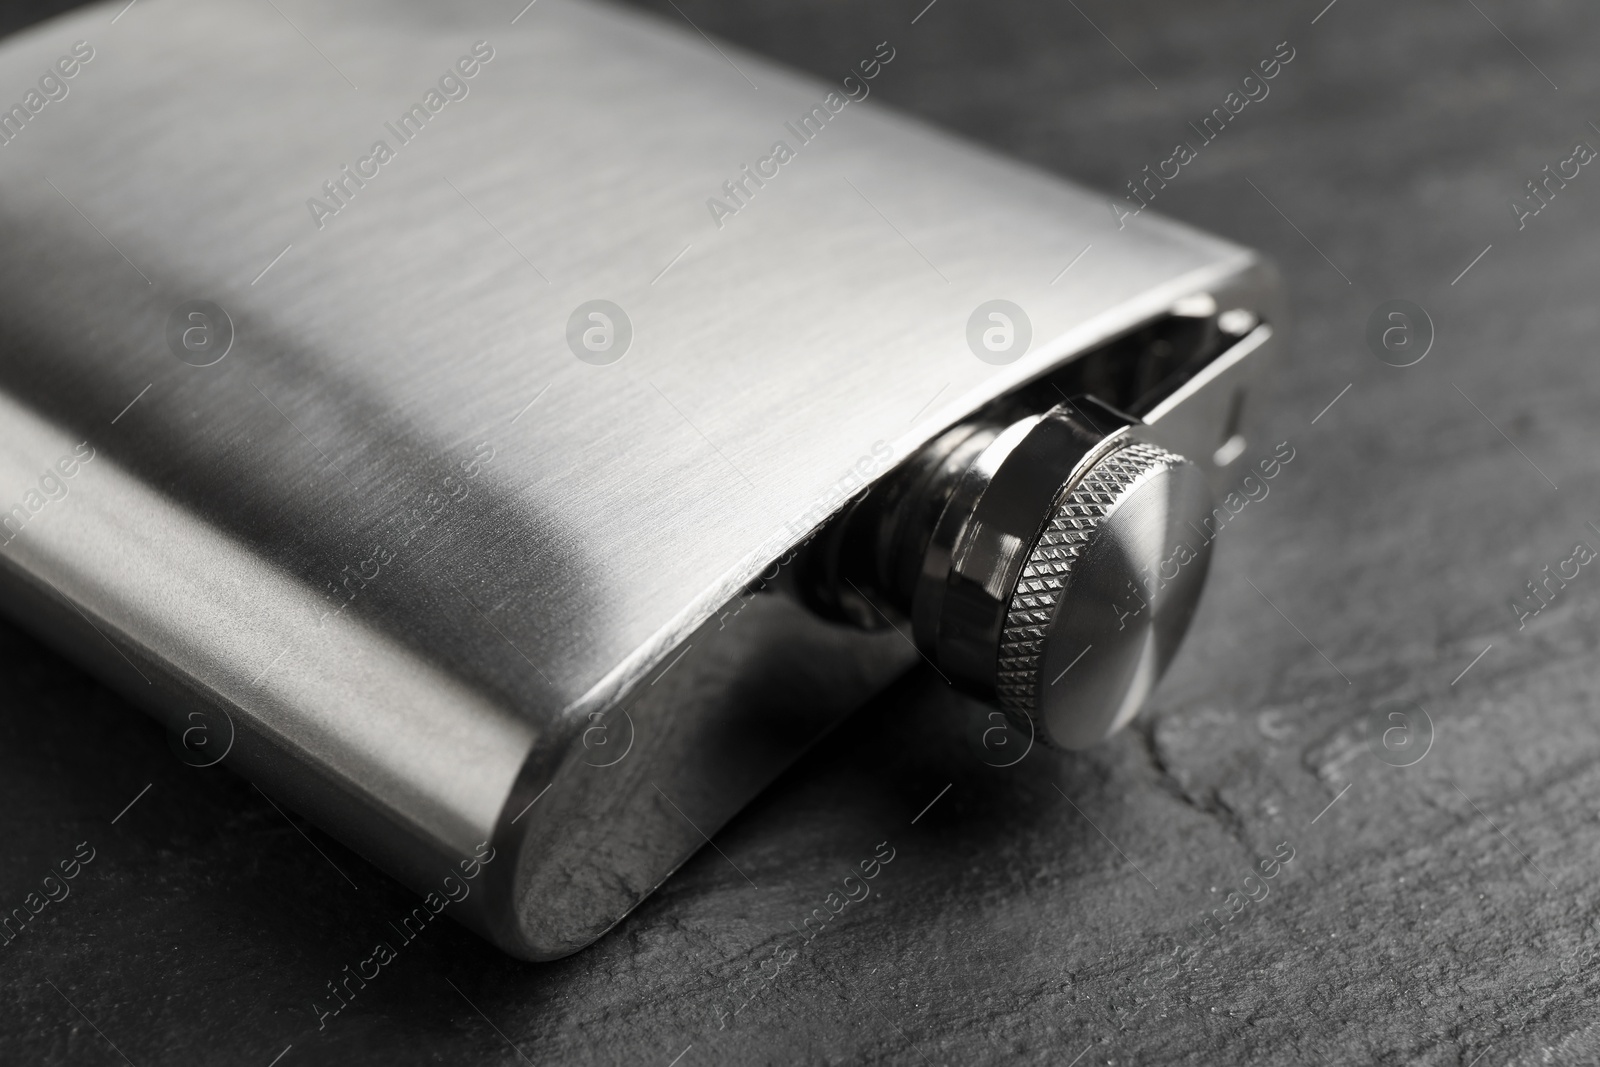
left=0, top=0, right=1281, bottom=956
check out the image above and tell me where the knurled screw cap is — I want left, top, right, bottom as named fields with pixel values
left=995, top=441, right=1214, bottom=749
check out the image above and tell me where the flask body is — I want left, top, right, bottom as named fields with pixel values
left=0, top=0, right=1281, bottom=957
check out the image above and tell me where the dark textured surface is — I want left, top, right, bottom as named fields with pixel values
left=3, top=0, right=1600, bottom=1063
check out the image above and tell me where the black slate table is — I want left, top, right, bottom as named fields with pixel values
left=2, top=0, right=1598, bottom=1063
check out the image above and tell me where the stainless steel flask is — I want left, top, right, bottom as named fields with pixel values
left=0, top=0, right=1282, bottom=958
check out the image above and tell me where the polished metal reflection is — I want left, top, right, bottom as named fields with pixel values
left=1001, top=438, right=1214, bottom=749
left=814, top=397, right=1216, bottom=750
left=0, top=0, right=1282, bottom=957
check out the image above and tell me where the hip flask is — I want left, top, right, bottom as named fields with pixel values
left=0, top=0, right=1282, bottom=958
